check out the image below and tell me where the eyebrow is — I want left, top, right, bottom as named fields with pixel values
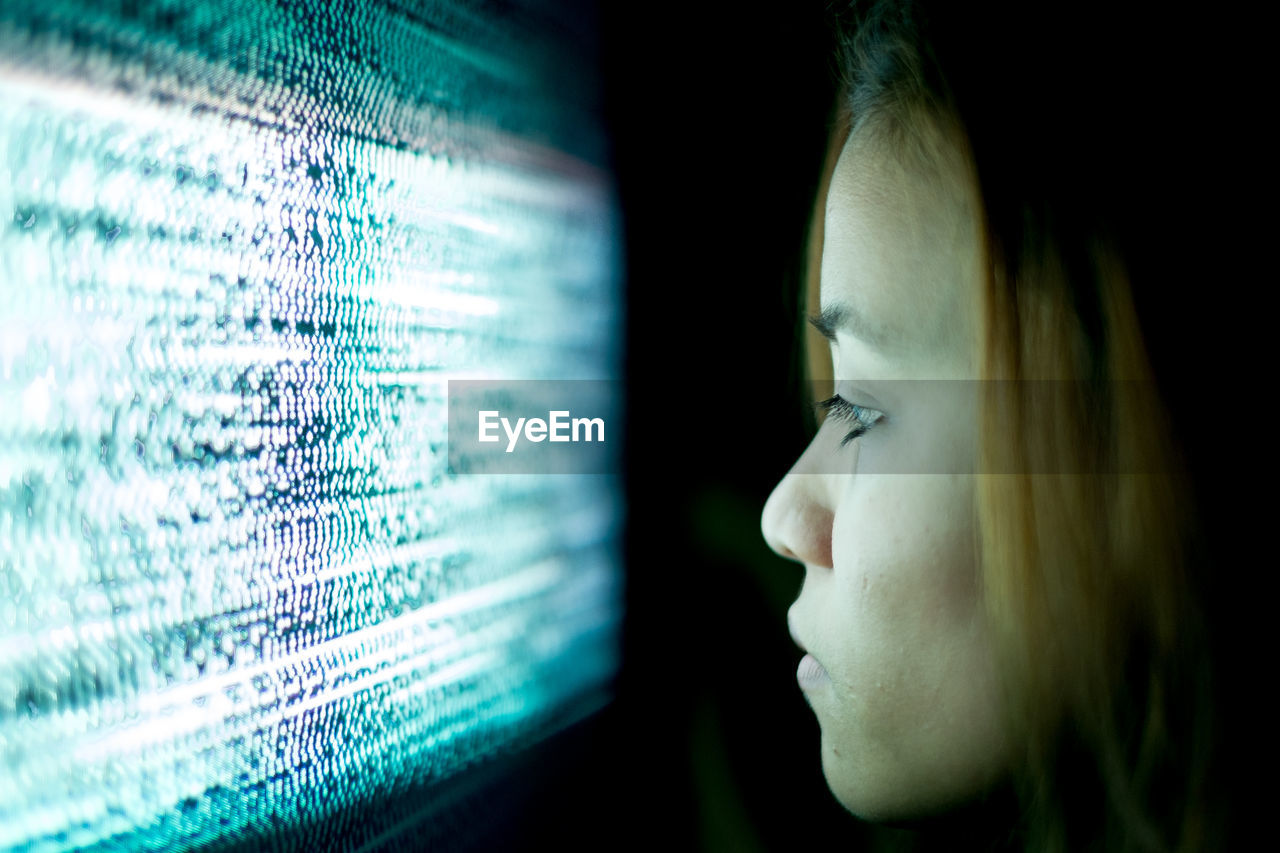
left=807, top=301, right=897, bottom=352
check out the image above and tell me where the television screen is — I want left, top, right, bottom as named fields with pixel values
left=0, top=1, right=622, bottom=849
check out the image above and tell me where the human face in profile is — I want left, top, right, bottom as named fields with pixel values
left=760, top=126, right=1012, bottom=822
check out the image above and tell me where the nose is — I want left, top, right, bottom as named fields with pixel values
left=761, top=443, right=835, bottom=570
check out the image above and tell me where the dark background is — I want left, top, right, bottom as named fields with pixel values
left=601, top=2, right=849, bottom=849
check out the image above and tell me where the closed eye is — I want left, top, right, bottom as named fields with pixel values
left=815, top=394, right=884, bottom=447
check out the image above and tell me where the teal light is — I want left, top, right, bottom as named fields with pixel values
left=0, top=1, right=622, bottom=849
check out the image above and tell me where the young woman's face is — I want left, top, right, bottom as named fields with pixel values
left=760, top=128, right=1012, bottom=821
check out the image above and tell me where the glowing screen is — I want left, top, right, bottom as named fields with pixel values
left=0, top=1, right=622, bottom=849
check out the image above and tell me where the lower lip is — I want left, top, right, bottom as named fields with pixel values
left=796, top=653, right=830, bottom=690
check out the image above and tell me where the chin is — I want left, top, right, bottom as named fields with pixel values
left=817, top=736, right=912, bottom=823
left=820, top=738, right=1011, bottom=830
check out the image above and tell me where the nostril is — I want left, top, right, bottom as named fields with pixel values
left=767, top=534, right=799, bottom=562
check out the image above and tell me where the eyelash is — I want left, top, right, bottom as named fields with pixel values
left=815, top=395, right=884, bottom=447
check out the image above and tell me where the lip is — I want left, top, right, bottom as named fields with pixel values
left=796, top=653, right=829, bottom=690
left=787, top=610, right=808, bottom=653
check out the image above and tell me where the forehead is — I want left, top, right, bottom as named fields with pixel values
left=820, top=128, right=981, bottom=373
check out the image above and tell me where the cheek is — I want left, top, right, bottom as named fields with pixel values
left=828, top=475, right=977, bottom=621
left=810, top=476, right=1008, bottom=818
left=820, top=476, right=983, bottom=729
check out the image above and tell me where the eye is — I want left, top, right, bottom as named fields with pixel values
left=815, top=394, right=884, bottom=447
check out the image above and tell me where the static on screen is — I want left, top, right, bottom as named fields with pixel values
left=0, top=1, right=623, bottom=849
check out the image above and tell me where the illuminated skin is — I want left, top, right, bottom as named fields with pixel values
left=760, top=126, right=1012, bottom=822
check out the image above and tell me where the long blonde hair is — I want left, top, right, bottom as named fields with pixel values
left=978, top=225, right=1215, bottom=852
